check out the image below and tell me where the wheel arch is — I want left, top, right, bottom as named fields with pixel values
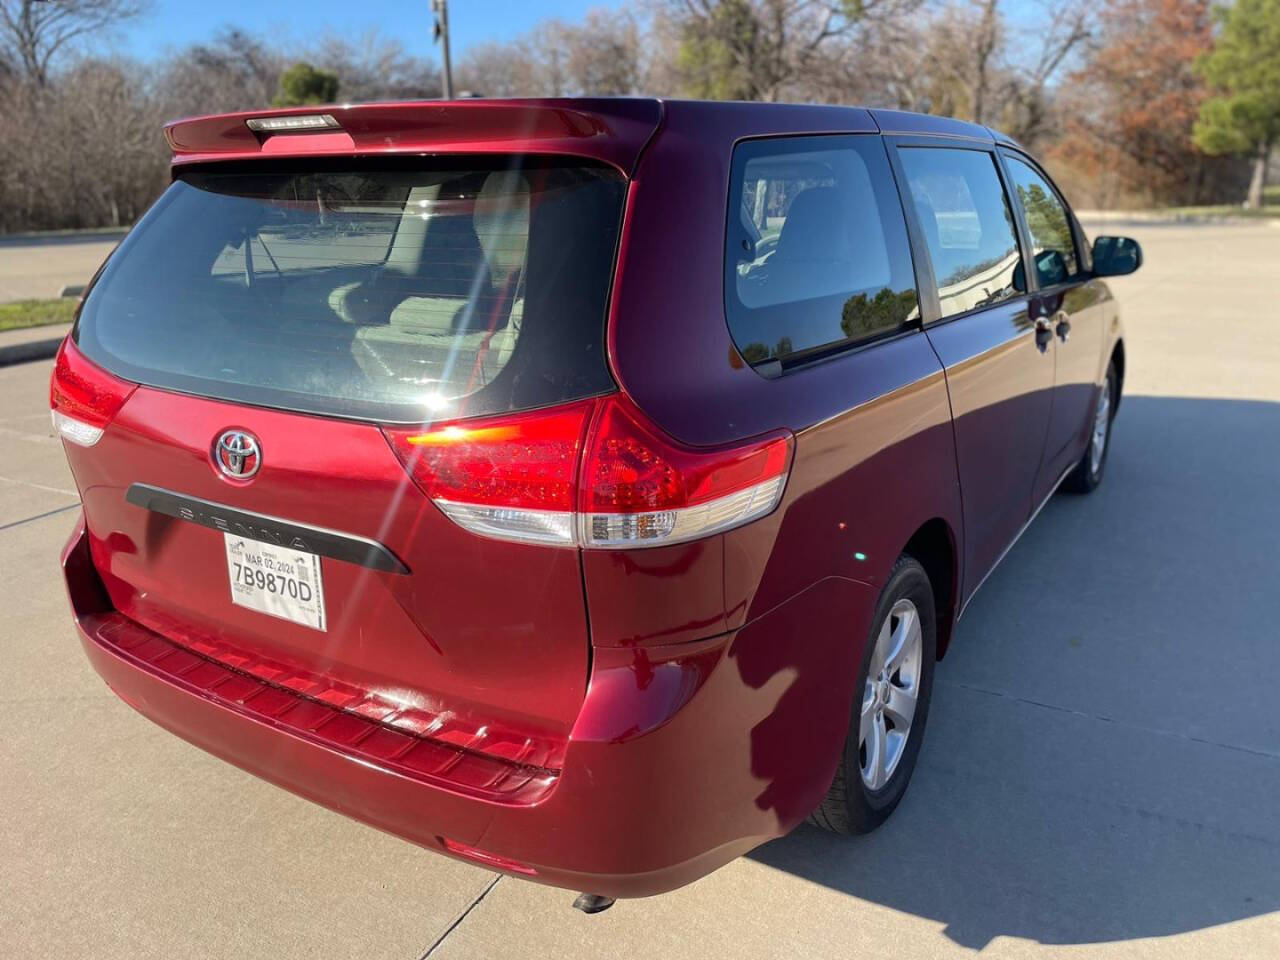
left=901, top=518, right=959, bottom=659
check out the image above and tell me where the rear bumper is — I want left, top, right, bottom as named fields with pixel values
left=63, top=514, right=872, bottom=897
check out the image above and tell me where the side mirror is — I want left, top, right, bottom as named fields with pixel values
left=1092, top=235, right=1143, bottom=277
left=1035, top=249, right=1069, bottom=286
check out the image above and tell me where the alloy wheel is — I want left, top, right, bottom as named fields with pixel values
left=1091, top=374, right=1112, bottom=476
left=860, top=598, right=923, bottom=791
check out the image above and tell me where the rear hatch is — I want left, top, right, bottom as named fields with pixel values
left=57, top=123, right=637, bottom=760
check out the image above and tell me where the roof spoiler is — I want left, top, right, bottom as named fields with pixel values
left=163, top=98, right=664, bottom=176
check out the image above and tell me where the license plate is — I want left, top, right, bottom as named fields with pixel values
left=224, top=533, right=326, bottom=631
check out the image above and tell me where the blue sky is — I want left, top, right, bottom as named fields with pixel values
left=113, top=1, right=628, bottom=60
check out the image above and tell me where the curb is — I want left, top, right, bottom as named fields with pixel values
left=0, top=228, right=129, bottom=245
left=0, top=334, right=63, bottom=368
left=1077, top=209, right=1280, bottom=226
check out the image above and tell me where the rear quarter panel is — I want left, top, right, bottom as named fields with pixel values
left=591, top=104, right=965, bottom=817
left=607, top=100, right=964, bottom=610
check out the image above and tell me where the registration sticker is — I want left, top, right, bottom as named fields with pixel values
left=224, top=533, right=326, bottom=631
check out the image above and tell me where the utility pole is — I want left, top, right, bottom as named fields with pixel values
left=432, top=0, right=454, bottom=100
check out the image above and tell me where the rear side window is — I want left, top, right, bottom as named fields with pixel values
left=897, top=147, right=1024, bottom=320
left=75, top=157, right=626, bottom=423
left=725, top=136, right=919, bottom=366
left=1004, top=155, right=1080, bottom=286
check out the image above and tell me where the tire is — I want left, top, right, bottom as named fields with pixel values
left=809, top=555, right=937, bottom=835
left=1063, top=359, right=1117, bottom=494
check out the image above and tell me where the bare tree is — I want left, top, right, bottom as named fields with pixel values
left=997, top=0, right=1090, bottom=143
left=57, top=58, right=165, bottom=225
left=656, top=0, right=923, bottom=103
left=0, top=0, right=1238, bottom=233
left=804, top=9, right=961, bottom=113
left=560, top=9, right=644, bottom=95
left=455, top=9, right=643, bottom=98
left=455, top=37, right=545, bottom=97
left=0, top=57, right=166, bottom=231
left=306, top=31, right=441, bottom=102
left=968, top=0, right=1000, bottom=124
left=155, top=28, right=282, bottom=117
left=0, top=0, right=147, bottom=86
left=831, top=0, right=1088, bottom=147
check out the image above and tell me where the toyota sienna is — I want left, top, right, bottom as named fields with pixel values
left=53, top=98, right=1141, bottom=901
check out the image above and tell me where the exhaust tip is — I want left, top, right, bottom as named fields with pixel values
left=571, top=893, right=615, bottom=915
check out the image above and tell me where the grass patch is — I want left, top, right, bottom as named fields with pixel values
left=0, top=298, right=77, bottom=332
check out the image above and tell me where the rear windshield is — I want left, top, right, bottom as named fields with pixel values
left=75, top=157, right=625, bottom=422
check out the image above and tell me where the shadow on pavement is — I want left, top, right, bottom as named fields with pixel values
left=748, top=396, right=1280, bottom=949
left=0, top=334, right=66, bottom=367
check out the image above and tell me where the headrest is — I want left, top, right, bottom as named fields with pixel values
left=775, top=187, right=851, bottom=262
left=475, top=171, right=531, bottom=282
left=913, top=195, right=941, bottom=252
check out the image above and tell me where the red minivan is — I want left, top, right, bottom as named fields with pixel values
left=53, top=99, right=1141, bottom=901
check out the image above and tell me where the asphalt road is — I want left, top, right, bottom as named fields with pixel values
left=2, top=220, right=1278, bottom=958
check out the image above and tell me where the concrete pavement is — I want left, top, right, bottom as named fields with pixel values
left=0, top=232, right=122, bottom=303
left=1, top=221, right=1277, bottom=958
left=0, top=365, right=498, bottom=958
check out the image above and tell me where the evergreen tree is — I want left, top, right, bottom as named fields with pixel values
left=1193, top=0, right=1280, bottom=207
left=273, top=62, right=340, bottom=107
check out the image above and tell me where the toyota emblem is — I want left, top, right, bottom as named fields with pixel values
left=214, top=430, right=261, bottom=479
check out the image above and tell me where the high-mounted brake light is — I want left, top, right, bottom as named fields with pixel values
left=384, top=395, right=792, bottom=549
left=49, top=338, right=136, bottom=447
left=245, top=114, right=340, bottom=133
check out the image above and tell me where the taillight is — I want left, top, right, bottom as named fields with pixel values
left=384, top=395, right=792, bottom=549
left=49, top=338, right=136, bottom=446
left=579, top=394, right=791, bottom=548
left=384, top=401, right=594, bottom=546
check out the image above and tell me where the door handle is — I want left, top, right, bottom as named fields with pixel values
left=1034, top=313, right=1053, bottom=353
left=1054, top=311, right=1071, bottom=343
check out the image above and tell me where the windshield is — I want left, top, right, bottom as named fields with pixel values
left=74, top=157, right=625, bottom=422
